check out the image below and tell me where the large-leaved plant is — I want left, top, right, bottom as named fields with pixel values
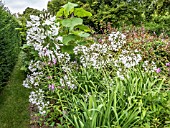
left=56, top=2, right=93, bottom=54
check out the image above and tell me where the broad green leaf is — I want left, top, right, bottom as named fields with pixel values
left=61, top=45, right=74, bottom=54
left=21, top=44, right=31, bottom=49
left=74, top=8, right=92, bottom=17
left=62, top=2, right=78, bottom=17
left=56, top=8, right=64, bottom=17
left=73, top=31, right=90, bottom=38
left=20, top=66, right=27, bottom=71
left=75, top=25, right=91, bottom=32
left=79, top=32, right=90, bottom=38
left=63, top=34, right=80, bottom=45
left=76, top=41, right=89, bottom=45
left=62, top=18, right=83, bottom=30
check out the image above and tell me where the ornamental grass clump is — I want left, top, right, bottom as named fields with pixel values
left=62, top=68, right=170, bottom=128
left=22, top=2, right=170, bottom=127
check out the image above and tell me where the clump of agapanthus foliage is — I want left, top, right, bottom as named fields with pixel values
left=22, top=2, right=170, bottom=128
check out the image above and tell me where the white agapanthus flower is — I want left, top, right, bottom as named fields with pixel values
left=59, top=74, right=77, bottom=89
left=108, top=31, right=126, bottom=51
left=30, top=15, right=40, bottom=22
left=26, top=15, right=61, bottom=61
left=117, top=70, right=125, bottom=80
left=74, top=43, right=114, bottom=69
left=73, top=31, right=127, bottom=69
left=29, top=89, right=49, bottom=115
left=142, top=60, right=157, bottom=72
left=118, top=50, right=142, bottom=68
left=22, top=71, right=43, bottom=88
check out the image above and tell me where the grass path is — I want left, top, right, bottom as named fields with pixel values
left=0, top=53, right=30, bottom=128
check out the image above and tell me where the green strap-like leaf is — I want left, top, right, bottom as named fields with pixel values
left=61, top=45, right=74, bottom=54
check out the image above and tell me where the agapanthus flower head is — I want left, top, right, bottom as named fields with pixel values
left=48, top=84, right=55, bottom=91
left=30, top=15, right=40, bottom=22
left=155, top=68, right=161, bottom=73
left=166, top=62, right=170, bottom=67
left=53, top=58, right=57, bottom=65
left=108, top=31, right=126, bottom=51
left=47, top=76, right=52, bottom=79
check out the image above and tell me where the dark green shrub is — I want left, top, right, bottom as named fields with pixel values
left=47, top=0, right=170, bottom=35
left=0, top=3, right=21, bottom=89
left=47, top=0, right=145, bottom=31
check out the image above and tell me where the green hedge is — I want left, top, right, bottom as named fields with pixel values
left=0, top=3, right=21, bottom=88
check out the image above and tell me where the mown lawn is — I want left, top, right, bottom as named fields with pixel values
left=0, top=53, right=30, bottom=128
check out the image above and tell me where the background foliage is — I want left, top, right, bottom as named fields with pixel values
left=47, top=0, right=170, bottom=35
left=0, top=2, right=21, bottom=89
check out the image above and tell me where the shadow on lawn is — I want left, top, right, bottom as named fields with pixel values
left=0, top=53, right=30, bottom=128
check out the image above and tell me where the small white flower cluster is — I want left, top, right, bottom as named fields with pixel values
left=29, top=89, right=49, bottom=115
left=84, top=92, right=91, bottom=102
left=39, top=47, right=70, bottom=66
left=116, top=69, right=125, bottom=80
left=28, top=60, right=43, bottom=72
left=62, top=66, right=71, bottom=73
left=73, top=32, right=127, bottom=68
left=23, top=60, right=44, bottom=88
left=74, top=43, right=114, bottom=68
left=23, top=71, right=43, bottom=88
left=113, top=50, right=142, bottom=79
left=22, top=73, right=40, bottom=88
left=56, top=52, right=70, bottom=64
left=108, top=31, right=126, bottom=51
left=23, top=15, right=71, bottom=114
left=60, top=74, right=77, bottom=89
left=117, top=49, right=142, bottom=68
left=74, top=36, right=142, bottom=79
left=26, top=15, right=71, bottom=66
left=27, top=15, right=40, bottom=28
left=26, top=15, right=63, bottom=62
left=142, top=60, right=157, bottom=72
